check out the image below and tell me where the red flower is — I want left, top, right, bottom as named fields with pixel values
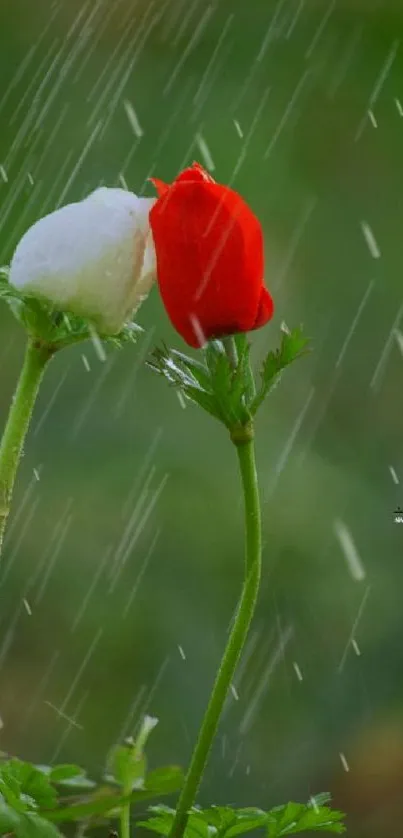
left=149, top=162, right=274, bottom=348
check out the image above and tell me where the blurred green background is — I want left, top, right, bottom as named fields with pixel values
left=1, top=0, right=403, bottom=835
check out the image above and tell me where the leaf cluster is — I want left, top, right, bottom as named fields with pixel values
left=139, top=794, right=345, bottom=838
left=0, top=267, right=142, bottom=352
left=148, top=328, right=310, bottom=436
left=0, top=716, right=183, bottom=834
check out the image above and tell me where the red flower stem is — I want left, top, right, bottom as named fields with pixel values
left=0, top=340, right=53, bottom=559
left=169, top=432, right=262, bottom=838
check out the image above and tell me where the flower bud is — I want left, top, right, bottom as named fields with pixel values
left=9, top=187, right=156, bottom=334
left=149, top=162, right=273, bottom=348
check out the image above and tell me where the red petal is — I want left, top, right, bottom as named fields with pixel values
left=149, top=177, right=170, bottom=196
left=149, top=180, right=266, bottom=348
left=253, top=287, right=274, bottom=330
left=174, top=162, right=216, bottom=186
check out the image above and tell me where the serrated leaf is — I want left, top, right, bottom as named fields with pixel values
left=15, top=812, right=63, bottom=838
left=197, top=806, right=268, bottom=838
left=226, top=811, right=268, bottom=837
left=266, top=799, right=345, bottom=836
left=0, top=801, right=20, bottom=832
left=148, top=346, right=224, bottom=421
left=148, top=347, right=203, bottom=390
left=54, top=774, right=96, bottom=790
left=0, top=262, right=143, bottom=351
left=232, top=334, right=255, bottom=404
left=251, top=327, right=310, bottom=415
left=170, top=351, right=213, bottom=392
left=184, top=386, right=224, bottom=420
left=139, top=806, right=266, bottom=838
left=197, top=805, right=235, bottom=829
left=104, top=321, right=143, bottom=349
left=149, top=339, right=255, bottom=430
left=144, top=765, right=184, bottom=795
left=138, top=797, right=344, bottom=838
left=204, top=340, right=251, bottom=427
left=108, top=744, right=146, bottom=790
left=0, top=275, right=20, bottom=301
left=48, top=764, right=95, bottom=789
left=308, top=794, right=332, bottom=808
left=0, top=759, right=57, bottom=812
left=44, top=766, right=184, bottom=826
left=185, top=814, right=213, bottom=838
left=138, top=807, right=212, bottom=838
left=138, top=806, right=175, bottom=837
left=43, top=789, right=126, bottom=823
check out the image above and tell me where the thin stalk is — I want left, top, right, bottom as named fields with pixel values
left=0, top=339, right=53, bottom=557
left=222, top=336, right=239, bottom=370
left=120, top=799, right=131, bottom=838
left=169, top=434, right=261, bottom=838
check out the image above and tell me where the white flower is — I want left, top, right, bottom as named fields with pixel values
left=9, top=187, right=156, bottom=334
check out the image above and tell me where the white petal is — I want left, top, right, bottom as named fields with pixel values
left=10, top=187, right=156, bottom=334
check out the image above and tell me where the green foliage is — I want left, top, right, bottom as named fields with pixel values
left=149, top=337, right=253, bottom=429
left=0, top=265, right=143, bottom=351
left=0, top=724, right=184, bottom=833
left=0, top=750, right=345, bottom=836
left=139, top=796, right=345, bottom=838
left=0, top=804, right=62, bottom=838
left=106, top=716, right=159, bottom=792
left=107, top=741, right=146, bottom=789
left=0, top=758, right=63, bottom=837
left=251, top=326, right=311, bottom=415
left=149, top=343, right=224, bottom=421
left=37, top=763, right=96, bottom=789
left=45, top=764, right=184, bottom=826
left=266, top=796, right=345, bottom=836
left=148, top=328, right=309, bottom=436
left=0, top=758, right=58, bottom=812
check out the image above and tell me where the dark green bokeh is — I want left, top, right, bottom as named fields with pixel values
left=1, top=1, right=403, bottom=835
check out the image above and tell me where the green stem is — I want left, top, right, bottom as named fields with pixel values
left=169, top=434, right=262, bottom=838
left=0, top=339, right=53, bottom=558
left=222, top=336, right=238, bottom=370
left=120, top=800, right=131, bottom=838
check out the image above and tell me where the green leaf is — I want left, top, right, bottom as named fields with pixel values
left=0, top=269, right=20, bottom=301
left=138, top=806, right=212, bottom=838
left=137, top=805, right=175, bottom=837
left=185, top=386, right=224, bottom=420
left=139, top=805, right=267, bottom=838
left=224, top=809, right=268, bottom=837
left=43, top=789, right=126, bottom=824
left=0, top=759, right=58, bottom=812
left=15, top=812, right=63, bottom=838
left=0, top=801, right=20, bottom=832
left=0, top=262, right=143, bottom=351
left=44, top=766, right=184, bottom=825
left=138, top=797, right=344, bottom=838
left=108, top=744, right=146, bottom=789
left=108, top=717, right=159, bottom=791
left=103, top=321, right=143, bottom=349
left=251, top=326, right=310, bottom=416
left=143, top=765, right=184, bottom=796
left=148, top=346, right=203, bottom=391
left=170, top=350, right=213, bottom=392
left=198, top=806, right=268, bottom=838
left=148, top=346, right=224, bottom=422
left=204, top=340, right=251, bottom=427
left=48, top=764, right=96, bottom=789
left=233, top=334, right=256, bottom=404
left=148, top=339, right=255, bottom=431
left=0, top=798, right=62, bottom=837
left=266, top=798, right=345, bottom=836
